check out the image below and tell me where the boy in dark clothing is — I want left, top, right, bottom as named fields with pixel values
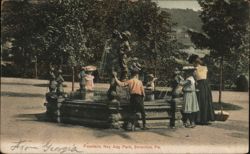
left=113, top=71, right=148, bottom=130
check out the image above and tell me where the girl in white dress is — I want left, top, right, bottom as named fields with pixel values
left=180, top=66, right=199, bottom=128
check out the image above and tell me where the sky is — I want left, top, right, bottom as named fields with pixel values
left=153, top=0, right=201, bottom=11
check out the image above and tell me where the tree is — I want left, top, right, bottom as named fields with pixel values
left=188, top=0, right=249, bottom=103
left=39, top=0, right=107, bottom=67
left=100, top=0, right=186, bottom=82
left=2, top=0, right=185, bottom=82
left=2, top=0, right=46, bottom=76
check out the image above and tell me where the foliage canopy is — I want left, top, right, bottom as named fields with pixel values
left=2, top=0, right=186, bottom=81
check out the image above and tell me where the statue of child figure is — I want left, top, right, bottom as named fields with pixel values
left=48, top=66, right=57, bottom=93
left=78, top=66, right=86, bottom=92
left=56, top=69, right=64, bottom=95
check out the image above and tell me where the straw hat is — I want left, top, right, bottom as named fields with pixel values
left=84, top=65, right=97, bottom=71
left=148, top=74, right=157, bottom=81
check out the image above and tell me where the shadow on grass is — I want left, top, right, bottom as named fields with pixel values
left=1, top=82, right=33, bottom=86
left=209, top=119, right=249, bottom=137
left=15, top=112, right=133, bottom=139
left=15, top=113, right=53, bottom=122
left=15, top=112, right=177, bottom=140
left=212, top=102, right=243, bottom=110
left=227, top=132, right=248, bottom=139
left=1, top=91, right=45, bottom=98
left=32, top=84, right=67, bottom=87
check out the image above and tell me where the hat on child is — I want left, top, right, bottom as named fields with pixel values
left=148, top=74, right=157, bottom=81
left=148, top=74, right=154, bottom=78
left=174, top=68, right=181, bottom=74
left=182, top=66, right=196, bottom=71
left=84, top=65, right=97, bottom=71
left=188, top=54, right=199, bottom=64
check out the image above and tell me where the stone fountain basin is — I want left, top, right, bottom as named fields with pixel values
left=45, top=89, right=183, bottom=129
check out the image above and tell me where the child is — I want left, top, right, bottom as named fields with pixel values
left=145, top=74, right=157, bottom=101
left=84, top=71, right=95, bottom=91
left=171, top=68, right=184, bottom=98
left=180, top=66, right=199, bottom=128
left=113, top=70, right=147, bottom=130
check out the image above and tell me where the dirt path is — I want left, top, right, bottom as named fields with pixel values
left=1, top=77, right=249, bottom=153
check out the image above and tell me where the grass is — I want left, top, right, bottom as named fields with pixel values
left=212, top=102, right=243, bottom=111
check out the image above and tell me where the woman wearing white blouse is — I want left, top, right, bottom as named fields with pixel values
left=188, top=54, right=215, bottom=125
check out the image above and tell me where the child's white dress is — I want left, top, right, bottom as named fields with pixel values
left=181, top=76, right=199, bottom=113
left=85, top=74, right=94, bottom=91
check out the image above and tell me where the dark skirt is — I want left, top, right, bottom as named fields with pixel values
left=195, top=79, right=215, bottom=124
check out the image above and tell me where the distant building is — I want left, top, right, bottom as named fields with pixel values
left=173, top=27, right=210, bottom=57
left=174, top=27, right=193, bottom=47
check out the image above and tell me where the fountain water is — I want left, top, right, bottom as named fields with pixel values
left=99, top=39, right=111, bottom=79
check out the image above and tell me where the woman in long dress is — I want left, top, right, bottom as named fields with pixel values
left=188, top=54, right=215, bottom=125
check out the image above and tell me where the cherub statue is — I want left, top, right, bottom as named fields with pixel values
left=48, top=66, right=57, bottom=92
left=112, top=29, right=132, bottom=81
left=56, top=69, right=64, bottom=95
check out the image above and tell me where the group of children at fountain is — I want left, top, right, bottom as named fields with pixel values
left=48, top=66, right=96, bottom=94
left=112, top=54, right=214, bottom=129
left=48, top=54, right=214, bottom=129
left=113, top=65, right=199, bottom=129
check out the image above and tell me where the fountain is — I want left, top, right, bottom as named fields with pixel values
left=44, top=31, right=184, bottom=129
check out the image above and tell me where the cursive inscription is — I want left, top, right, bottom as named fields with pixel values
left=10, top=139, right=84, bottom=154
left=42, top=140, right=83, bottom=154
left=10, top=139, right=38, bottom=151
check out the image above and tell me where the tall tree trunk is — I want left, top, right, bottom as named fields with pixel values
left=154, top=58, right=157, bottom=77
left=218, top=55, right=224, bottom=114
left=154, top=40, right=157, bottom=79
left=34, top=56, right=37, bottom=78
left=72, top=66, right=75, bottom=91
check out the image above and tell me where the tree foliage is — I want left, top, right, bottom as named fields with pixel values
left=2, top=0, right=185, bottom=80
left=188, top=0, right=249, bottom=98
left=189, top=0, right=249, bottom=56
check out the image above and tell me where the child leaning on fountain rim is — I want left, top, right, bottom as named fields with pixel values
left=179, top=66, right=200, bottom=128
left=113, top=70, right=148, bottom=130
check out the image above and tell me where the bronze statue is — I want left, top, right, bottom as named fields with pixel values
left=107, top=72, right=117, bottom=100
left=49, top=66, right=57, bottom=92
left=112, top=30, right=131, bottom=81
left=56, top=69, right=64, bottom=95
left=78, top=67, right=86, bottom=92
